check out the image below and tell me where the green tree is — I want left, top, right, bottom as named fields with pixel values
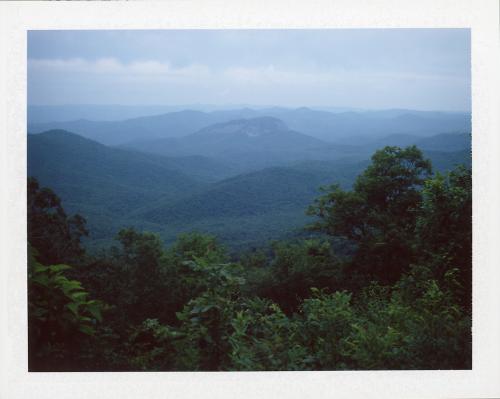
left=159, top=232, right=229, bottom=323
left=228, top=298, right=308, bottom=371
left=308, top=146, right=432, bottom=284
left=111, top=228, right=167, bottom=324
left=28, top=245, right=104, bottom=371
left=297, top=289, right=354, bottom=369
left=343, top=264, right=471, bottom=370
left=28, top=177, right=88, bottom=266
left=264, top=239, right=342, bottom=312
left=414, top=165, right=472, bottom=309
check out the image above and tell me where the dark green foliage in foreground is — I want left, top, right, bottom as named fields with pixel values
left=28, top=246, right=105, bottom=371
left=28, top=177, right=88, bottom=266
left=27, top=146, right=472, bottom=371
left=415, top=165, right=472, bottom=311
left=307, top=146, right=433, bottom=286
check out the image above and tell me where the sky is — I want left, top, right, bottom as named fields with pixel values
left=28, top=29, right=471, bottom=111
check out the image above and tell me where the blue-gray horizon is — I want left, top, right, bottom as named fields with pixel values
left=28, top=29, right=471, bottom=112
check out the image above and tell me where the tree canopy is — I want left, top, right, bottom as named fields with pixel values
left=27, top=146, right=472, bottom=371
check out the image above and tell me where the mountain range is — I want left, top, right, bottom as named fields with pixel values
left=27, top=109, right=471, bottom=252
left=28, top=106, right=470, bottom=145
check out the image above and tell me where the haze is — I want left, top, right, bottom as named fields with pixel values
left=28, top=29, right=471, bottom=112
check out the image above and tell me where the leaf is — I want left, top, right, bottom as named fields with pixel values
left=66, top=302, right=78, bottom=315
left=33, top=264, right=49, bottom=273
left=87, top=303, right=103, bottom=322
left=79, top=324, right=95, bottom=335
left=49, top=264, right=72, bottom=273
left=71, top=291, right=88, bottom=301
left=31, top=274, right=49, bottom=287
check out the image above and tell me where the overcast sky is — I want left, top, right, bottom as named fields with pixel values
left=28, top=29, right=471, bottom=111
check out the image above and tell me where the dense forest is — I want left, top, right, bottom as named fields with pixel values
left=28, top=145, right=472, bottom=371
left=28, top=113, right=471, bottom=252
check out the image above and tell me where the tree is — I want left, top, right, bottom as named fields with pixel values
left=308, top=146, right=432, bottom=284
left=111, top=228, right=167, bottom=324
left=263, top=239, right=342, bottom=313
left=414, top=166, right=472, bottom=310
left=28, top=177, right=88, bottom=266
left=28, top=245, right=104, bottom=371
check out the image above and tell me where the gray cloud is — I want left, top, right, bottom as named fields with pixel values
left=28, top=29, right=471, bottom=111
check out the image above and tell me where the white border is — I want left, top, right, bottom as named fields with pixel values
left=1, top=1, right=499, bottom=398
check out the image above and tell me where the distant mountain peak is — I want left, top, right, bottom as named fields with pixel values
left=33, top=129, right=102, bottom=144
left=195, top=116, right=289, bottom=138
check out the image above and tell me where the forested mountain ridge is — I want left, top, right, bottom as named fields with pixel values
left=28, top=145, right=472, bottom=371
left=28, top=130, right=212, bottom=240
left=27, top=128, right=471, bottom=251
left=122, top=117, right=330, bottom=170
left=136, top=164, right=363, bottom=224
left=28, top=130, right=207, bottom=207
left=364, top=132, right=471, bottom=153
left=121, top=117, right=471, bottom=171
left=193, top=116, right=290, bottom=137
left=28, top=106, right=471, bottom=145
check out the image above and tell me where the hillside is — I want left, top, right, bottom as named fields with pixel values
left=28, top=107, right=471, bottom=145
left=27, top=129, right=471, bottom=251
left=28, top=130, right=210, bottom=239
left=136, top=165, right=358, bottom=223
left=122, top=117, right=337, bottom=171
left=365, top=132, right=471, bottom=153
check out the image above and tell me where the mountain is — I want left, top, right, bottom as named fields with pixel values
left=363, top=132, right=471, bottom=153
left=414, top=132, right=471, bottom=152
left=133, top=161, right=366, bottom=250
left=26, top=128, right=365, bottom=250
left=164, top=117, right=324, bottom=153
left=28, top=104, right=272, bottom=124
left=28, top=105, right=190, bottom=124
left=28, top=111, right=218, bottom=145
left=132, top=146, right=469, bottom=250
left=235, top=107, right=470, bottom=143
left=27, top=127, right=471, bottom=252
left=27, top=104, right=362, bottom=124
left=28, top=107, right=471, bottom=146
left=27, top=130, right=212, bottom=239
left=135, top=165, right=357, bottom=224
left=122, top=117, right=340, bottom=171
left=424, top=149, right=471, bottom=171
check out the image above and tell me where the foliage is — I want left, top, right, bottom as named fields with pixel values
left=28, top=246, right=104, bottom=371
left=262, top=239, right=343, bottom=312
left=28, top=130, right=470, bottom=252
left=27, top=147, right=472, bottom=371
left=28, top=177, right=88, bottom=265
left=308, top=146, right=433, bottom=284
left=343, top=264, right=471, bottom=369
left=228, top=298, right=308, bottom=371
left=297, top=289, right=354, bottom=369
left=414, top=166, right=472, bottom=309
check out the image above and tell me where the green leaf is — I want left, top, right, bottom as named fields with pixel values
left=33, top=264, right=49, bottom=273
left=71, top=291, right=88, bottom=301
left=31, top=274, right=49, bottom=287
left=49, top=264, right=72, bottom=273
left=79, top=324, right=95, bottom=335
left=87, top=303, right=103, bottom=322
left=66, top=302, right=78, bottom=315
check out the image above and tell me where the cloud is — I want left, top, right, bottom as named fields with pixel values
left=28, top=57, right=210, bottom=79
left=28, top=57, right=459, bottom=87
left=28, top=56, right=469, bottom=110
left=223, top=65, right=337, bottom=85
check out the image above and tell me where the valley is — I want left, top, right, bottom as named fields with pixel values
left=27, top=107, right=471, bottom=252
